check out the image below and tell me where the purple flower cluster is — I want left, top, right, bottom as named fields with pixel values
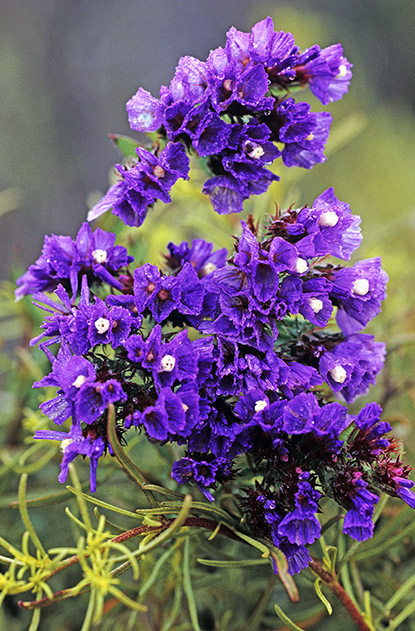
left=25, top=184, right=415, bottom=576
left=91, top=17, right=352, bottom=225
left=16, top=223, right=133, bottom=299
left=17, top=17, right=414, bottom=580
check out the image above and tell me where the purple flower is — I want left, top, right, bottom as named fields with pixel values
left=126, top=87, right=165, bottom=132
left=248, top=17, right=296, bottom=67
left=276, top=98, right=332, bottom=169
left=279, top=276, right=333, bottom=327
left=16, top=223, right=132, bottom=299
left=176, top=263, right=205, bottom=316
left=278, top=475, right=322, bottom=545
left=35, top=345, right=97, bottom=424
left=153, top=330, right=199, bottom=389
left=296, top=44, right=353, bottom=105
left=349, top=403, right=392, bottom=460
left=88, top=142, right=190, bottom=227
left=282, top=393, right=320, bottom=434
left=319, top=334, right=386, bottom=402
left=166, top=239, right=227, bottom=277
left=296, top=188, right=362, bottom=260
left=140, top=387, right=187, bottom=441
left=35, top=424, right=105, bottom=492
left=343, top=506, right=375, bottom=542
left=331, top=258, right=388, bottom=334
left=333, top=471, right=379, bottom=542
left=171, top=457, right=217, bottom=501
left=76, top=380, right=127, bottom=424
left=133, top=264, right=183, bottom=322
left=202, top=122, right=280, bottom=214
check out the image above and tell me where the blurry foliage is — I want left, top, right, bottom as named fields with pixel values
left=0, top=4, right=415, bottom=630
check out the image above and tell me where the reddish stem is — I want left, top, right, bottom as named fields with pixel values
left=309, top=558, right=371, bottom=631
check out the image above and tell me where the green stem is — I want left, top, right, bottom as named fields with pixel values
left=183, top=538, right=201, bottom=631
left=18, top=474, right=46, bottom=556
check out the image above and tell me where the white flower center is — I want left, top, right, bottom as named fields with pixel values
left=306, top=133, right=314, bottom=141
left=72, top=374, right=87, bottom=389
left=92, top=249, right=108, bottom=264
left=337, top=64, right=347, bottom=78
left=318, top=210, right=339, bottom=227
left=329, top=365, right=348, bottom=384
left=160, top=354, right=176, bottom=372
left=60, top=439, right=73, bottom=453
left=308, top=297, right=324, bottom=313
left=352, top=278, right=370, bottom=296
left=153, top=165, right=166, bottom=178
left=254, top=400, right=268, bottom=413
left=245, top=142, right=265, bottom=159
left=94, top=317, right=110, bottom=334
left=295, top=258, right=308, bottom=274
left=200, top=262, right=216, bottom=276
left=182, top=403, right=189, bottom=412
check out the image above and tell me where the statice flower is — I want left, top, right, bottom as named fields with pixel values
left=35, top=424, right=106, bottom=493
left=296, top=43, right=353, bottom=105
left=296, top=187, right=362, bottom=260
left=15, top=223, right=133, bottom=299
left=88, top=142, right=190, bottom=227
left=331, top=258, right=388, bottom=334
left=278, top=473, right=322, bottom=545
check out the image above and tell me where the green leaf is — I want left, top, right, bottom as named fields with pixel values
left=274, top=604, right=307, bottom=631
left=183, top=537, right=201, bottom=631
left=197, top=558, right=269, bottom=568
left=109, top=133, right=151, bottom=158
left=18, top=474, right=46, bottom=556
left=107, top=404, right=157, bottom=507
left=269, top=547, right=299, bottom=603
left=66, top=489, right=142, bottom=520
left=9, top=488, right=74, bottom=509
left=314, top=578, right=333, bottom=615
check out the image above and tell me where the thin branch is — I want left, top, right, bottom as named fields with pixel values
left=309, top=558, right=372, bottom=631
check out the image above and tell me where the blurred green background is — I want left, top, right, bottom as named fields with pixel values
left=0, top=1, right=415, bottom=629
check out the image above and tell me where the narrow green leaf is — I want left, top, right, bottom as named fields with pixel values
left=183, top=537, right=201, bottom=631
left=161, top=578, right=182, bottom=631
left=66, top=488, right=142, bottom=520
left=139, top=542, right=177, bottom=599
left=274, top=604, right=306, bottom=631
left=387, top=598, right=415, bottom=630
left=15, top=444, right=56, bottom=474
left=314, top=578, right=333, bottom=615
left=197, top=558, right=269, bottom=568
left=383, top=572, right=415, bottom=613
left=28, top=604, right=41, bottom=631
left=270, top=547, right=299, bottom=603
left=231, top=530, right=270, bottom=555
left=356, top=519, right=415, bottom=561
left=107, top=404, right=157, bottom=506
left=68, top=464, right=92, bottom=530
left=141, top=483, right=186, bottom=500
left=18, top=474, right=46, bottom=556
left=9, top=489, right=73, bottom=509
left=65, top=507, right=88, bottom=531
left=130, top=494, right=193, bottom=561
